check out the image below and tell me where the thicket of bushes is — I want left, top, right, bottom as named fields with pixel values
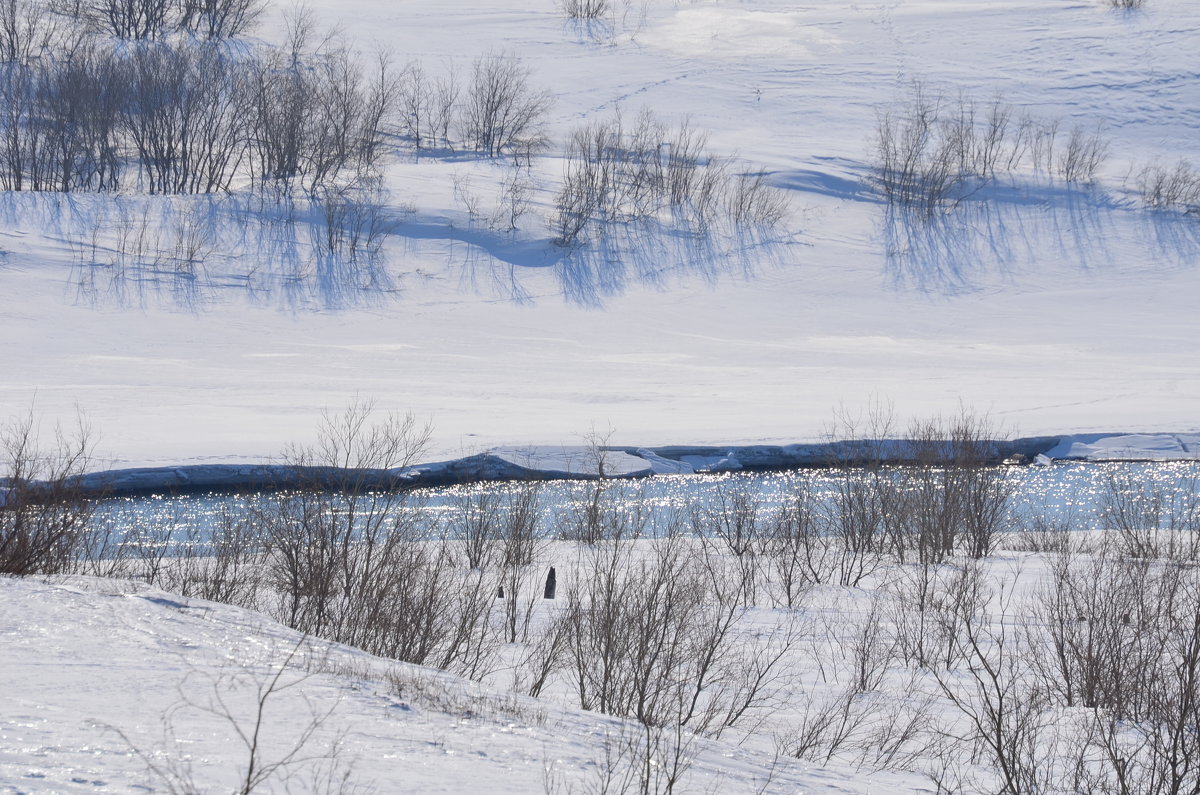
left=873, top=82, right=1110, bottom=214
left=551, top=109, right=787, bottom=246
left=8, top=402, right=1200, bottom=791
left=0, top=1, right=549, bottom=197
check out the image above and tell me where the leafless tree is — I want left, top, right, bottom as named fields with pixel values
left=0, top=0, right=66, bottom=63
left=178, top=0, right=264, bottom=39
left=559, top=0, right=609, bottom=20
left=260, top=400, right=431, bottom=642
left=89, top=0, right=175, bottom=39
left=925, top=565, right=1053, bottom=794
left=397, top=60, right=459, bottom=151
left=1, top=409, right=96, bottom=576
left=460, top=52, right=550, bottom=158
left=1136, top=159, right=1200, bottom=213
left=551, top=109, right=786, bottom=246
left=1056, top=123, right=1109, bottom=183
left=561, top=535, right=797, bottom=735
left=1098, top=468, right=1200, bottom=560
left=121, top=41, right=250, bottom=194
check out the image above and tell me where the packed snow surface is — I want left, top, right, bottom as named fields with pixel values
left=1, top=0, right=1197, bottom=466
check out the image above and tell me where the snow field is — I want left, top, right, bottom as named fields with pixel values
left=0, top=0, right=1196, bottom=465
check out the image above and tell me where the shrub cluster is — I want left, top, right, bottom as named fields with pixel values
left=1136, top=159, right=1200, bottom=215
left=9, top=402, right=1200, bottom=793
left=874, top=82, right=1110, bottom=214
left=0, top=5, right=397, bottom=196
left=551, top=109, right=787, bottom=246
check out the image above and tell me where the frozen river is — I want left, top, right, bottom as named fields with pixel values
left=92, top=461, right=1200, bottom=544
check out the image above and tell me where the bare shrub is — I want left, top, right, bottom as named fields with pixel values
left=873, top=82, right=959, bottom=214
left=514, top=607, right=569, bottom=698
left=452, top=486, right=504, bottom=570
left=89, top=0, right=175, bottom=39
left=1028, top=547, right=1185, bottom=720
left=559, top=0, right=609, bottom=20
left=253, top=404, right=503, bottom=679
left=822, top=408, right=1011, bottom=565
left=845, top=593, right=895, bottom=694
left=559, top=435, right=651, bottom=544
left=820, top=468, right=890, bottom=585
left=551, top=109, right=786, bottom=246
left=554, top=721, right=698, bottom=795
left=76, top=510, right=132, bottom=577
left=460, top=53, right=550, bottom=158
left=891, top=414, right=1014, bottom=563
left=924, top=565, right=1054, bottom=794
left=760, top=487, right=823, bottom=607
left=116, top=636, right=366, bottom=794
left=1136, top=159, right=1200, bottom=212
left=454, top=480, right=546, bottom=644
left=726, top=171, right=789, bottom=229
left=177, top=0, right=264, bottom=39
left=873, top=82, right=1109, bottom=212
left=561, top=536, right=797, bottom=735
left=1, top=410, right=95, bottom=576
left=1072, top=566, right=1200, bottom=793
left=1109, top=0, right=1145, bottom=8
left=151, top=505, right=265, bottom=609
left=311, top=178, right=396, bottom=264
left=1004, top=506, right=1079, bottom=554
left=1024, top=116, right=1060, bottom=175
left=491, top=161, right=534, bottom=231
left=1016, top=552, right=1200, bottom=788
left=1098, top=468, right=1200, bottom=560
left=561, top=481, right=650, bottom=543
left=887, top=560, right=987, bottom=671
left=785, top=684, right=878, bottom=765
left=1056, top=123, right=1109, bottom=183
left=691, top=475, right=767, bottom=557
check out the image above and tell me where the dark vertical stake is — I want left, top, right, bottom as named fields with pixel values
left=543, top=566, right=556, bottom=599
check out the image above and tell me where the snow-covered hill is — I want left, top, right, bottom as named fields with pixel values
left=0, top=573, right=894, bottom=793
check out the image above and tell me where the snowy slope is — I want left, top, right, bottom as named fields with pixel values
left=1, top=0, right=1197, bottom=466
left=0, top=574, right=886, bottom=793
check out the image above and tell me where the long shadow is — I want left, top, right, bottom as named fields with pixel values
left=9, top=182, right=794, bottom=313
left=549, top=215, right=791, bottom=308
left=874, top=180, right=1191, bottom=295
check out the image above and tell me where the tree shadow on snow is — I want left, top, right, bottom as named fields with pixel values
left=876, top=184, right=1199, bottom=295
left=549, top=218, right=790, bottom=308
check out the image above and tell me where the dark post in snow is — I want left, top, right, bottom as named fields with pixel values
left=543, top=566, right=556, bottom=599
